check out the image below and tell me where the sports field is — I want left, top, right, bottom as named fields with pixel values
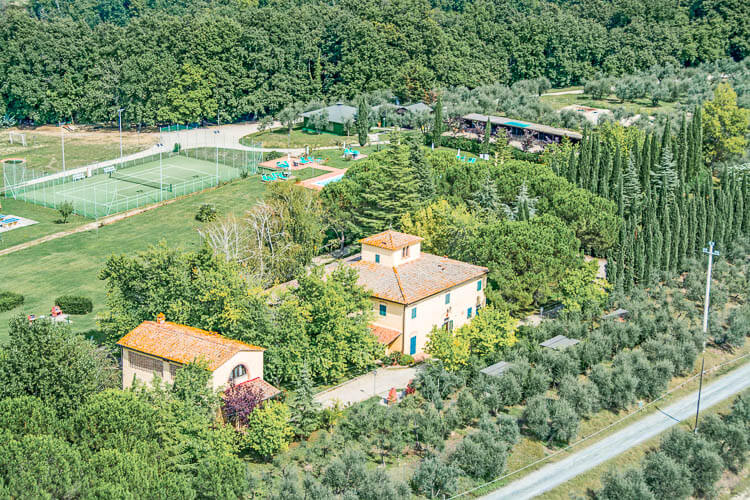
left=9, top=154, right=244, bottom=218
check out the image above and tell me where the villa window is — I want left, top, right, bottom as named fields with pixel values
left=411, top=307, right=417, bottom=319
left=129, top=351, right=163, bottom=377
left=467, top=307, right=473, bottom=319
left=375, top=254, right=380, bottom=263
left=380, top=304, right=387, bottom=316
left=230, top=364, right=247, bottom=382
left=445, top=293, right=451, bottom=305
left=402, top=246, right=410, bottom=258
left=477, top=279, right=482, bottom=291
left=442, top=319, right=454, bottom=332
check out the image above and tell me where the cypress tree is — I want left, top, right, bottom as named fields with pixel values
left=698, top=196, right=707, bottom=250
left=639, top=135, right=650, bottom=188
left=693, top=106, right=703, bottom=170
left=589, top=137, right=600, bottom=192
left=622, top=152, right=642, bottom=216
left=635, top=232, right=645, bottom=283
left=600, top=145, right=613, bottom=198
left=567, top=147, right=577, bottom=185
left=663, top=206, right=672, bottom=273
left=660, top=117, right=671, bottom=155
left=650, top=133, right=660, bottom=182
left=356, top=96, right=371, bottom=147
left=688, top=197, right=697, bottom=256
left=677, top=113, right=688, bottom=184
left=591, top=144, right=603, bottom=194
left=671, top=202, right=681, bottom=272
left=624, top=235, right=635, bottom=291
left=432, top=95, right=444, bottom=147
left=482, top=117, right=491, bottom=154
left=644, top=226, right=654, bottom=284
left=616, top=173, right=625, bottom=218
left=736, top=177, right=746, bottom=237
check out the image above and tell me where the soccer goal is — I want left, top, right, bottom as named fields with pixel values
left=8, top=131, right=26, bottom=147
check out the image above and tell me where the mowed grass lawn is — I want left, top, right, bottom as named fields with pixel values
left=1, top=127, right=153, bottom=175
left=1, top=197, right=89, bottom=249
left=0, top=175, right=267, bottom=341
left=241, top=126, right=359, bottom=149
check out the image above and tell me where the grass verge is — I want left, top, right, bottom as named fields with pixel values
left=0, top=175, right=266, bottom=341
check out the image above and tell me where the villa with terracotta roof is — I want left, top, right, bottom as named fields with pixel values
left=116, top=316, right=280, bottom=399
left=352, top=230, right=488, bottom=355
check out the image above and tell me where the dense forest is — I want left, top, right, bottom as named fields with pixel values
left=0, top=0, right=748, bottom=124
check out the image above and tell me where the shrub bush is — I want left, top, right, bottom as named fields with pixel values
left=398, top=353, right=414, bottom=366
left=54, top=295, right=93, bottom=315
left=195, top=204, right=219, bottom=223
left=0, top=291, right=24, bottom=312
left=264, top=150, right=284, bottom=161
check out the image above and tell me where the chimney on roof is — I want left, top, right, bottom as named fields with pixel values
left=156, top=313, right=165, bottom=324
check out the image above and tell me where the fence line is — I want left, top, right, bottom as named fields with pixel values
left=2, top=146, right=262, bottom=219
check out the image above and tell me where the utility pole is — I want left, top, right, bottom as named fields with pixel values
left=157, top=143, right=164, bottom=202
left=59, top=122, right=66, bottom=172
left=694, top=241, right=719, bottom=433
left=117, top=108, right=125, bottom=165
left=214, top=130, right=220, bottom=185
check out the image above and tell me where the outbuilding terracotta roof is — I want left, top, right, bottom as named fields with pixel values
left=369, top=324, right=402, bottom=346
left=360, top=230, right=423, bottom=250
left=117, top=321, right=264, bottom=371
left=349, top=252, right=488, bottom=304
left=237, top=377, right=282, bottom=400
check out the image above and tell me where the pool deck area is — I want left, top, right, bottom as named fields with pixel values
left=260, top=156, right=347, bottom=191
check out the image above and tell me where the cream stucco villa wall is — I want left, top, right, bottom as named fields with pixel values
left=370, top=275, right=486, bottom=355
left=122, top=348, right=264, bottom=390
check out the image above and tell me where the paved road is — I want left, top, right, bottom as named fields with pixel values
left=541, top=89, right=584, bottom=96
left=483, top=361, right=750, bottom=500
left=314, top=365, right=421, bottom=408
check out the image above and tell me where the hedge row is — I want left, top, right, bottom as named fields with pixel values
left=54, top=296, right=93, bottom=315
left=0, top=292, right=24, bottom=312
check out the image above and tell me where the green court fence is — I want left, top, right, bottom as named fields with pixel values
left=1, top=146, right=262, bottom=219
left=159, top=124, right=200, bottom=133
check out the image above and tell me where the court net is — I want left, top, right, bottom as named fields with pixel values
left=109, top=171, right=173, bottom=192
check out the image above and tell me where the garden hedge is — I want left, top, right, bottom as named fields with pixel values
left=54, top=295, right=93, bottom=315
left=0, top=291, right=24, bottom=312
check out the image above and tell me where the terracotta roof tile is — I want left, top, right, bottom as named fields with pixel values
left=237, top=377, right=281, bottom=400
left=349, top=253, right=488, bottom=304
left=117, top=321, right=264, bottom=371
left=360, top=230, right=423, bottom=250
left=369, top=324, right=402, bottom=345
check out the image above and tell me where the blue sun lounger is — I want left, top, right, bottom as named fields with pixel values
left=468, top=157, right=477, bottom=164
left=0, top=217, right=20, bottom=227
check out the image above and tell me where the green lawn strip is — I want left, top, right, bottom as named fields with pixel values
left=459, top=344, right=750, bottom=498
left=1, top=131, right=152, bottom=175
left=538, top=388, right=750, bottom=500
left=240, top=126, right=359, bottom=149
left=0, top=197, right=89, bottom=249
left=313, top=145, right=385, bottom=169
left=292, top=168, right=325, bottom=181
left=0, top=175, right=266, bottom=341
left=540, top=92, right=679, bottom=115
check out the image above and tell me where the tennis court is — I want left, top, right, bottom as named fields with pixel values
left=3, top=148, right=261, bottom=218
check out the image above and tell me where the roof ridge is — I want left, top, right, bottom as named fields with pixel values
left=151, top=321, right=264, bottom=351
left=392, top=266, right=407, bottom=303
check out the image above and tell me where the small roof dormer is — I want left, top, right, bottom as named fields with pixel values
left=360, top=230, right=423, bottom=251
left=360, top=230, right=423, bottom=267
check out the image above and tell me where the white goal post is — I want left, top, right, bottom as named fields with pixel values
left=8, top=131, right=26, bottom=147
